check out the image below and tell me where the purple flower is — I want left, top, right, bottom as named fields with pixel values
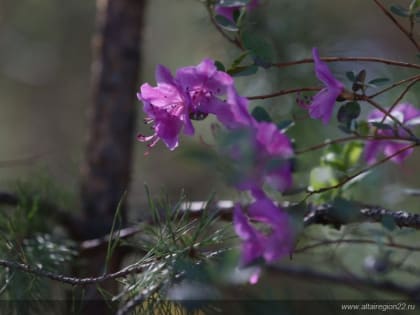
left=215, top=0, right=260, bottom=22
left=233, top=195, right=293, bottom=266
left=225, top=122, right=293, bottom=194
left=216, top=85, right=256, bottom=129
left=364, top=103, right=420, bottom=164
left=176, top=58, right=235, bottom=123
left=137, top=59, right=236, bottom=151
left=137, top=65, right=190, bottom=151
left=299, top=48, right=344, bottom=124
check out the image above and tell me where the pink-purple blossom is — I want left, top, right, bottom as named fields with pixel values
left=216, top=85, right=256, bottom=129
left=233, top=195, right=293, bottom=266
left=299, top=48, right=345, bottom=124
left=226, top=122, right=293, bottom=194
left=137, top=59, right=236, bottom=151
left=215, top=0, right=260, bottom=21
left=364, top=103, right=420, bottom=164
left=176, top=58, right=235, bottom=124
left=137, top=65, right=190, bottom=151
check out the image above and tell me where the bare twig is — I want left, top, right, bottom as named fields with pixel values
left=373, top=0, right=420, bottom=52
left=392, top=78, right=420, bottom=107
left=0, top=259, right=148, bottom=286
left=374, top=77, right=420, bottom=136
left=303, top=202, right=420, bottom=229
left=273, top=57, right=420, bottom=70
left=247, top=87, right=321, bottom=100
left=295, top=135, right=415, bottom=155
left=358, top=97, right=417, bottom=138
left=305, top=143, right=417, bottom=198
left=80, top=225, right=143, bottom=251
left=369, top=75, right=420, bottom=98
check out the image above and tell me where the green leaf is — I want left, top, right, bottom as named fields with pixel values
left=309, top=166, right=338, bottom=191
left=228, top=64, right=258, bottom=77
left=214, top=15, right=238, bottom=31
left=234, top=6, right=247, bottom=26
left=342, top=141, right=363, bottom=168
left=337, top=101, right=361, bottom=123
left=251, top=106, right=272, bottom=122
left=352, top=69, right=366, bottom=92
left=356, top=120, right=370, bottom=136
left=231, top=51, right=250, bottom=68
left=214, top=60, right=225, bottom=72
left=368, top=77, right=390, bottom=86
left=321, top=151, right=346, bottom=171
left=390, top=4, right=410, bottom=17
left=241, top=30, right=275, bottom=67
left=346, top=71, right=356, bottom=82
left=320, top=140, right=363, bottom=173
left=356, top=69, right=366, bottom=82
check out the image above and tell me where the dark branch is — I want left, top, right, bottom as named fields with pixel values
left=273, top=57, right=420, bottom=70
left=0, top=259, right=147, bottom=286
left=304, top=202, right=420, bottom=229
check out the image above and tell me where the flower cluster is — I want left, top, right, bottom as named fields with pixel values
left=137, top=58, right=294, bottom=277
left=297, top=49, right=419, bottom=164
left=137, top=49, right=419, bottom=284
left=137, top=59, right=234, bottom=151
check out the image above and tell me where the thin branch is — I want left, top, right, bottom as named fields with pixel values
left=392, top=78, right=420, bottom=107
left=303, top=202, right=420, bottom=229
left=368, top=75, right=420, bottom=98
left=0, top=259, right=148, bottom=286
left=295, top=135, right=415, bottom=155
left=74, top=198, right=420, bottom=252
left=272, top=57, right=420, bottom=70
left=374, top=78, right=420, bottom=136
left=247, top=87, right=321, bottom=100
left=373, top=0, right=420, bottom=52
left=358, top=96, right=417, bottom=139
left=305, top=143, right=417, bottom=198
left=80, top=225, right=143, bottom=251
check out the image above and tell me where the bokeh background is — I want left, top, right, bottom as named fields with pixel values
left=0, top=0, right=419, bottom=304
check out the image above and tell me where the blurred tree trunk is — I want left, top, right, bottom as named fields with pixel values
left=78, top=0, right=146, bottom=310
